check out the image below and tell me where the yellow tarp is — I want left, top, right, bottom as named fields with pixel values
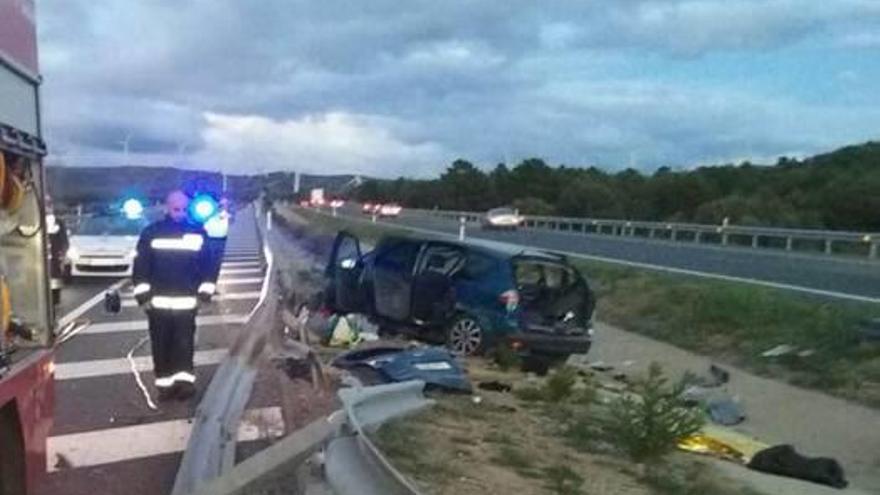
left=678, top=425, right=769, bottom=464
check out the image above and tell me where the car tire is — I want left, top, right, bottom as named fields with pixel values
left=446, top=314, right=485, bottom=356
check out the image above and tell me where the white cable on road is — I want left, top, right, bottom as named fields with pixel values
left=55, top=320, right=92, bottom=346
left=127, top=334, right=158, bottom=411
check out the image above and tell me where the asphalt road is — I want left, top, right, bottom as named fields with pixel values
left=340, top=206, right=880, bottom=302
left=39, top=208, right=283, bottom=495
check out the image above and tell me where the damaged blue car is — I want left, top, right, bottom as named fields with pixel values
left=324, top=232, right=595, bottom=361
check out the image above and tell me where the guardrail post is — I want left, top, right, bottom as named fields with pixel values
left=649, top=228, right=655, bottom=239
left=459, top=216, right=466, bottom=241
left=751, top=235, right=759, bottom=248
left=721, top=233, right=728, bottom=245
left=671, top=229, right=677, bottom=241
left=825, top=239, right=833, bottom=255
left=695, top=231, right=702, bottom=243
left=371, top=213, right=377, bottom=223
left=266, top=210, right=272, bottom=231
left=785, top=237, right=793, bottom=251
left=871, top=242, right=878, bottom=259
left=332, top=206, right=338, bottom=217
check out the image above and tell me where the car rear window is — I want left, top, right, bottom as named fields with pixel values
left=514, top=259, right=576, bottom=289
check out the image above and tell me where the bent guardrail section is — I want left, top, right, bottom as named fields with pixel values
left=188, top=381, right=431, bottom=495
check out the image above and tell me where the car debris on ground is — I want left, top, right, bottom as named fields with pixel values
left=747, top=444, right=848, bottom=489
left=332, top=345, right=472, bottom=393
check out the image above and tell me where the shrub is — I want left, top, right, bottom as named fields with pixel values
left=491, top=344, right=522, bottom=371
left=542, top=465, right=584, bottom=495
left=604, top=363, right=704, bottom=463
left=544, top=366, right=578, bottom=402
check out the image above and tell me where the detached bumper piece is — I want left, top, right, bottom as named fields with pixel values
left=332, top=346, right=472, bottom=393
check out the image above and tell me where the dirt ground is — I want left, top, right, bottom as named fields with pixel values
left=269, top=209, right=880, bottom=495
left=588, top=322, right=880, bottom=495
left=374, top=360, right=766, bottom=495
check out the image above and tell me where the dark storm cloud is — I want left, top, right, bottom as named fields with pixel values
left=37, top=0, right=880, bottom=174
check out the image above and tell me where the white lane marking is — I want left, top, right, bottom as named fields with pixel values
left=121, top=291, right=261, bottom=308
left=221, top=261, right=262, bottom=268
left=82, top=314, right=250, bottom=335
left=218, top=277, right=263, bottom=286
left=55, top=348, right=228, bottom=381
left=47, top=406, right=284, bottom=472
left=219, top=267, right=263, bottom=275
left=332, top=211, right=880, bottom=305
left=57, top=279, right=128, bottom=329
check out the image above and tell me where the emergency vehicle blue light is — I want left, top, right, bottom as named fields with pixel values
left=190, top=195, right=218, bottom=223
left=122, top=199, right=144, bottom=219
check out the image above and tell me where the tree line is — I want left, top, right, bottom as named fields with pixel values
left=353, top=141, right=880, bottom=231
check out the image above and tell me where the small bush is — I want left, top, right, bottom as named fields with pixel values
left=514, top=366, right=594, bottom=405
left=514, top=386, right=546, bottom=402
left=544, top=366, right=578, bottom=402
left=604, top=362, right=704, bottom=463
left=542, top=465, right=584, bottom=495
left=491, top=344, right=522, bottom=371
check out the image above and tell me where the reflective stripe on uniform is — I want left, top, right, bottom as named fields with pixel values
left=150, top=295, right=198, bottom=310
left=150, top=234, right=204, bottom=251
left=197, top=282, right=216, bottom=295
left=155, top=376, right=175, bottom=388
left=133, top=283, right=151, bottom=296
left=171, top=371, right=196, bottom=384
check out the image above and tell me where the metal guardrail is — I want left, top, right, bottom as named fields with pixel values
left=172, top=205, right=276, bottom=495
left=407, top=208, right=880, bottom=259
left=188, top=381, right=431, bottom=495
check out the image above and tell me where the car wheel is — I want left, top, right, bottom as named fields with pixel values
left=446, top=314, right=485, bottom=356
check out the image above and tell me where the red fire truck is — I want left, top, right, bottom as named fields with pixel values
left=1, top=0, right=56, bottom=493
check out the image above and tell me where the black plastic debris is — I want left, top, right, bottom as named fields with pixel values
left=747, top=445, right=848, bottom=489
left=478, top=381, right=513, bottom=393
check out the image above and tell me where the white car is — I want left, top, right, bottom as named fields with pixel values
left=66, top=215, right=148, bottom=278
left=482, top=207, right=523, bottom=230
left=378, top=203, right=402, bottom=217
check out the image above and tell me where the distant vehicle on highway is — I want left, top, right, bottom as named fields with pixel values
left=329, top=199, right=345, bottom=208
left=325, top=232, right=595, bottom=363
left=482, top=207, right=523, bottom=230
left=361, top=202, right=381, bottom=215
left=378, top=203, right=402, bottom=217
left=66, top=214, right=149, bottom=278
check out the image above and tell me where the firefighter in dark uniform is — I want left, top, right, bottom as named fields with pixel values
left=132, top=190, right=217, bottom=401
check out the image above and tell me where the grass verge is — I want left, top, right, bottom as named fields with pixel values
left=373, top=360, right=763, bottom=495
left=278, top=203, right=880, bottom=407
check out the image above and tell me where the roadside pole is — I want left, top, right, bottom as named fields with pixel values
left=266, top=210, right=272, bottom=231
left=459, top=216, right=466, bottom=241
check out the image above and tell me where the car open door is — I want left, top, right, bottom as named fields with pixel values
left=410, top=242, right=464, bottom=324
left=372, top=239, right=421, bottom=321
left=326, top=231, right=363, bottom=312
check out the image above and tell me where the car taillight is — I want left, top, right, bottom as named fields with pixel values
left=499, top=289, right=519, bottom=312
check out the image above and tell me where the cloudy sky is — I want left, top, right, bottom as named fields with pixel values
left=38, top=0, right=880, bottom=177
